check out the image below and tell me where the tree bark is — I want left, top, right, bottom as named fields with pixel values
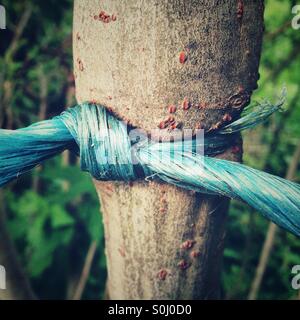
left=73, top=0, right=264, bottom=299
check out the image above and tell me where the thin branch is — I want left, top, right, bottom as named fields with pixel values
left=265, top=1, right=298, bottom=42
left=5, top=4, right=33, bottom=62
left=0, top=3, right=33, bottom=127
left=247, top=223, right=278, bottom=300
left=247, top=91, right=300, bottom=300
left=248, top=140, right=300, bottom=300
left=261, top=41, right=300, bottom=87
left=265, top=20, right=291, bottom=41
left=72, top=240, right=98, bottom=300
left=264, top=89, right=300, bottom=171
left=229, top=90, right=300, bottom=299
left=0, top=191, right=36, bottom=300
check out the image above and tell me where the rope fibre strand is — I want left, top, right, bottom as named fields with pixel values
left=0, top=90, right=300, bottom=236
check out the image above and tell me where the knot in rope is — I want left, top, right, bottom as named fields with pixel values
left=1, top=89, right=300, bottom=237
left=59, top=103, right=143, bottom=181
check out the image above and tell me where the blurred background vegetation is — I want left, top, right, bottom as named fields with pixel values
left=0, top=0, right=299, bottom=299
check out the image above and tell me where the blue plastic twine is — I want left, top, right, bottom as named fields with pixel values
left=1, top=90, right=300, bottom=237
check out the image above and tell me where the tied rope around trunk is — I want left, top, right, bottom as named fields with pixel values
left=1, top=90, right=300, bottom=236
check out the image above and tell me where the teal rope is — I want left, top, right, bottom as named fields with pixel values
left=1, top=91, right=300, bottom=236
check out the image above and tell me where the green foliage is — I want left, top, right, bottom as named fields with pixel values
left=222, top=0, right=300, bottom=300
left=4, top=160, right=106, bottom=298
left=0, top=0, right=106, bottom=299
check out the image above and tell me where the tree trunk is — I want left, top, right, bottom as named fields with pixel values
left=73, top=0, right=264, bottom=299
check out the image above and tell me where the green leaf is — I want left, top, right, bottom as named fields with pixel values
left=51, top=204, right=74, bottom=228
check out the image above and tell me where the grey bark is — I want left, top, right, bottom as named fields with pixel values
left=73, top=0, right=264, bottom=299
